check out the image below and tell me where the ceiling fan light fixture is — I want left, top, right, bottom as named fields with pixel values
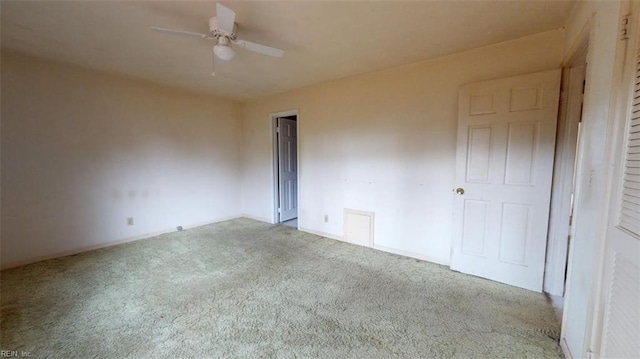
left=151, top=3, right=284, bottom=76
left=214, top=43, right=235, bottom=61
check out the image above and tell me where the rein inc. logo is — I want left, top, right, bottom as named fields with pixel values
left=1, top=350, right=31, bottom=358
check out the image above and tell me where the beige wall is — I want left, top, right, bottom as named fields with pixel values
left=1, top=52, right=242, bottom=268
left=0, top=5, right=626, bottom=355
left=241, top=29, right=564, bottom=265
left=560, top=1, right=623, bottom=358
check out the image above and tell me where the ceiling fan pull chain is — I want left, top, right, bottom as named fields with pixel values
left=211, top=54, right=216, bottom=77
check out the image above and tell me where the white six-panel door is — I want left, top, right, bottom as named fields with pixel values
left=451, top=69, right=561, bottom=292
left=278, top=118, right=298, bottom=222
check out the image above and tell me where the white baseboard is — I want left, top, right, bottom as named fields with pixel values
left=241, top=214, right=274, bottom=224
left=4, top=216, right=452, bottom=272
left=560, top=338, right=574, bottom=359
left=373, top=244, right=450, bottom=266
left=299, top=227, right=344, bottom=242
left=0, top=215, right=243, bottom=270
left=299, top=227, right=450, bottom=266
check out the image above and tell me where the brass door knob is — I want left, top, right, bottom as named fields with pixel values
left=455, top=188, right=465, bottom=195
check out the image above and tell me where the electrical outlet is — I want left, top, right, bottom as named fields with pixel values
left=324, top=215, right=329, bottom=223
left=127, top=217, right=134, bottom=226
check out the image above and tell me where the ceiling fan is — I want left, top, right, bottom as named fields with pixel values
left=151, top=3, right=284, bottom=76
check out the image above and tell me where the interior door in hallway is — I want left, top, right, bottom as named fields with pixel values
left=451, top=69, right=561, bottom=292
left=278, top=117, right=298, bottom=222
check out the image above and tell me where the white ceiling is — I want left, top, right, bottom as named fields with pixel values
left=1, top=1, right=576, bottom=101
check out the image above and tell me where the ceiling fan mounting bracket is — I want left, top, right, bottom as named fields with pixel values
left=208, top=17, right=237, bottom=41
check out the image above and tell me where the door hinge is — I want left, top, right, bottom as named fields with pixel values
left=276, top=125, right=280, bottom=133
left=621, top=14, right=630, bottom=40
left=278, top=207, right=281, bottom=213
left=586, top=349, right=595, bottom=359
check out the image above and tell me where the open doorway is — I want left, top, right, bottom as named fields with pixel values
left=271, top=110, right=299, bottom=228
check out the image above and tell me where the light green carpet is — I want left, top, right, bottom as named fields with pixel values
left=1, top=218, right=562, bottom=358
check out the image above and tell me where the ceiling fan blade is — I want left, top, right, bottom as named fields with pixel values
left=216, top=3, right=236, bottom=34
left=150, top=27, right=208, bottom=38
left=234, top=39, right=284, bottom=57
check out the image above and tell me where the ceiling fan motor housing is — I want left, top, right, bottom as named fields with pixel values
left=208, top=17, right=237, bottom=40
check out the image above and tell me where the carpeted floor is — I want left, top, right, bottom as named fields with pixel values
left=1, top=218, right=562, bottom=358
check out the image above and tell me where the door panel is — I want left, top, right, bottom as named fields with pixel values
left=461, top=199, right=489, bottom=256
left=278, top=118, right=298, bottom=222
left=451, top=69, right=561, bottom=292
left=466, top=127, right=492, bottom=182
left=505, top=122, right=539, bottom=185
left=599, top=236, right=640, bottom=358
left=499, top=203, right=531, bottom=265
left=595, top=7, right=640, bottom=357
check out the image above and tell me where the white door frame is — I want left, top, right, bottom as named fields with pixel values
left=559, top=17, right=594, bottom=358
left=544, top=43, right=588, bottom=297
left=585, top=1, right=637, bottom=356
left=271, top=109, right=300, bottom=226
